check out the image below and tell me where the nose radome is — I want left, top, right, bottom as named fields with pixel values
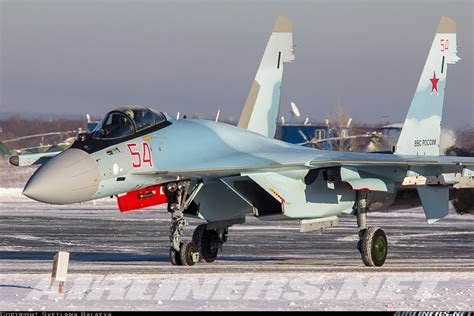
left=23, top=148, right=100, bottom=204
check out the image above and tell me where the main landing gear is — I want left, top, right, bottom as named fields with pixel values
left=192, top=223, right=227, bottom=263
left=164, top=180, right=226, bottom=266
left=356, top=192, right=388, bottom=267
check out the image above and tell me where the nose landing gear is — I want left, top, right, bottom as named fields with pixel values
left=165, top=180, right=200, bottom=266
left=169, top=214, right=198, bottom=266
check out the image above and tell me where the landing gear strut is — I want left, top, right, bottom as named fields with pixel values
left=356, top=192, right=388, bottom=267
left=165, top=180, right=199, bottom=266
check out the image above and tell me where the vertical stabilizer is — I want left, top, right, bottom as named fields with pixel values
left=238, top=16, right=295, bottom=138
left=395, top=16, right=460, bottom=156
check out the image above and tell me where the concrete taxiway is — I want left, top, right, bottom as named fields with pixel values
left=0, top=164, right=473, bottom=310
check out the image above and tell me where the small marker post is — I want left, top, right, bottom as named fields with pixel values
left=51, top=251, right=70, bottom=294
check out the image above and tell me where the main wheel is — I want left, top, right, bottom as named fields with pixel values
left=193, top=224, right=219, bottom=263
left=170, top=244, right=182, bottom=266
left=179, top=241, right=197, bottom=266
left=360, top=226, right=387, bottom=267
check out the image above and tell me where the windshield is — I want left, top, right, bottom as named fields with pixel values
left=91, top=106, right=167, bottom=140
left=92, top=111, right=135, bottom=139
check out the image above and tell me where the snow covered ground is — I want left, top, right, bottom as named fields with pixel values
left=0, top=160, right=473, bottom=310
left=1, top=272, right=473, bottom=311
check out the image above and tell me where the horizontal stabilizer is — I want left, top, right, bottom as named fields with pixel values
left=416, top=186, right=449, bottom=223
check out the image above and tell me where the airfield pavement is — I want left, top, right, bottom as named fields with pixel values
left=0, top=161, right=473, bottom=311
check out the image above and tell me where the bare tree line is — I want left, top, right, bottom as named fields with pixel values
left=0, top=117, right=86, bottom=150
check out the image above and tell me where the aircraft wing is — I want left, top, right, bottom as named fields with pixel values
left=9, top=151, right=62, bottom=167
left=308, top=153, right=474, bottom=168
left=133, top=150, right=474, bottom=178
left=133, top=149, right=474, bottom=225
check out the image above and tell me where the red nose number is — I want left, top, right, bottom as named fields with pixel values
left=127, top=142, right=153, bottom=168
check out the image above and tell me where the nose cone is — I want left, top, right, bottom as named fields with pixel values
left=23, top=149, right=100, bottom=204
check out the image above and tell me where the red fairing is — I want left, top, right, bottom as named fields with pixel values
left=117, top=185, right=167, bottom=212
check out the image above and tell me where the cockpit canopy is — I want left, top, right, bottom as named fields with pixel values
left=92, top=106, right=166, bottom=139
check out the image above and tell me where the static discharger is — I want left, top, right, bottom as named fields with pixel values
left=51, top=251, right=70, bottom=294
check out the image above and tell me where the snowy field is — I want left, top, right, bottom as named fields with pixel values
left=0, top=160, right=473, bottom=311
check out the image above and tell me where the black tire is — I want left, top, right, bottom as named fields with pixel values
left=170, top=245, right=182, bottom=266
left=357, top=239, right=363, bottom=253
left=179, top=241, right=197, bottom=266
left=192, top=224, right=219, bottom=263
left=192, top=224, right=206, bottom=262
left=360, top=226, right=387, bottom=267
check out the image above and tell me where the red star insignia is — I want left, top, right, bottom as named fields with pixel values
left=429, top=71, right=439, bottom=93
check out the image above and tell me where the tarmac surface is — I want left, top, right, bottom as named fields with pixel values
left=0, top=188, right=473, bottom=275
left=0, top=163, right=473, bottom=310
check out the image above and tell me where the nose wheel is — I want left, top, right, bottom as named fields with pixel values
left=180, top=241, right=199, bottom=266
left=169, top=241, right=200, bottom=266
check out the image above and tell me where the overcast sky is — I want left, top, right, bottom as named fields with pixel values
left=1, top=0, right=473, bottom=128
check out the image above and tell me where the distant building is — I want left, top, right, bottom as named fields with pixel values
left=277, top=124, right=329, bottom=145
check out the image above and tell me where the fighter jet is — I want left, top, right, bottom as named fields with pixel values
left=23, top=16, right=474, bottom=266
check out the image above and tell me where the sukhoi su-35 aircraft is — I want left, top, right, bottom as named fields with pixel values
left=23, top=16, right=474, bottom=266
